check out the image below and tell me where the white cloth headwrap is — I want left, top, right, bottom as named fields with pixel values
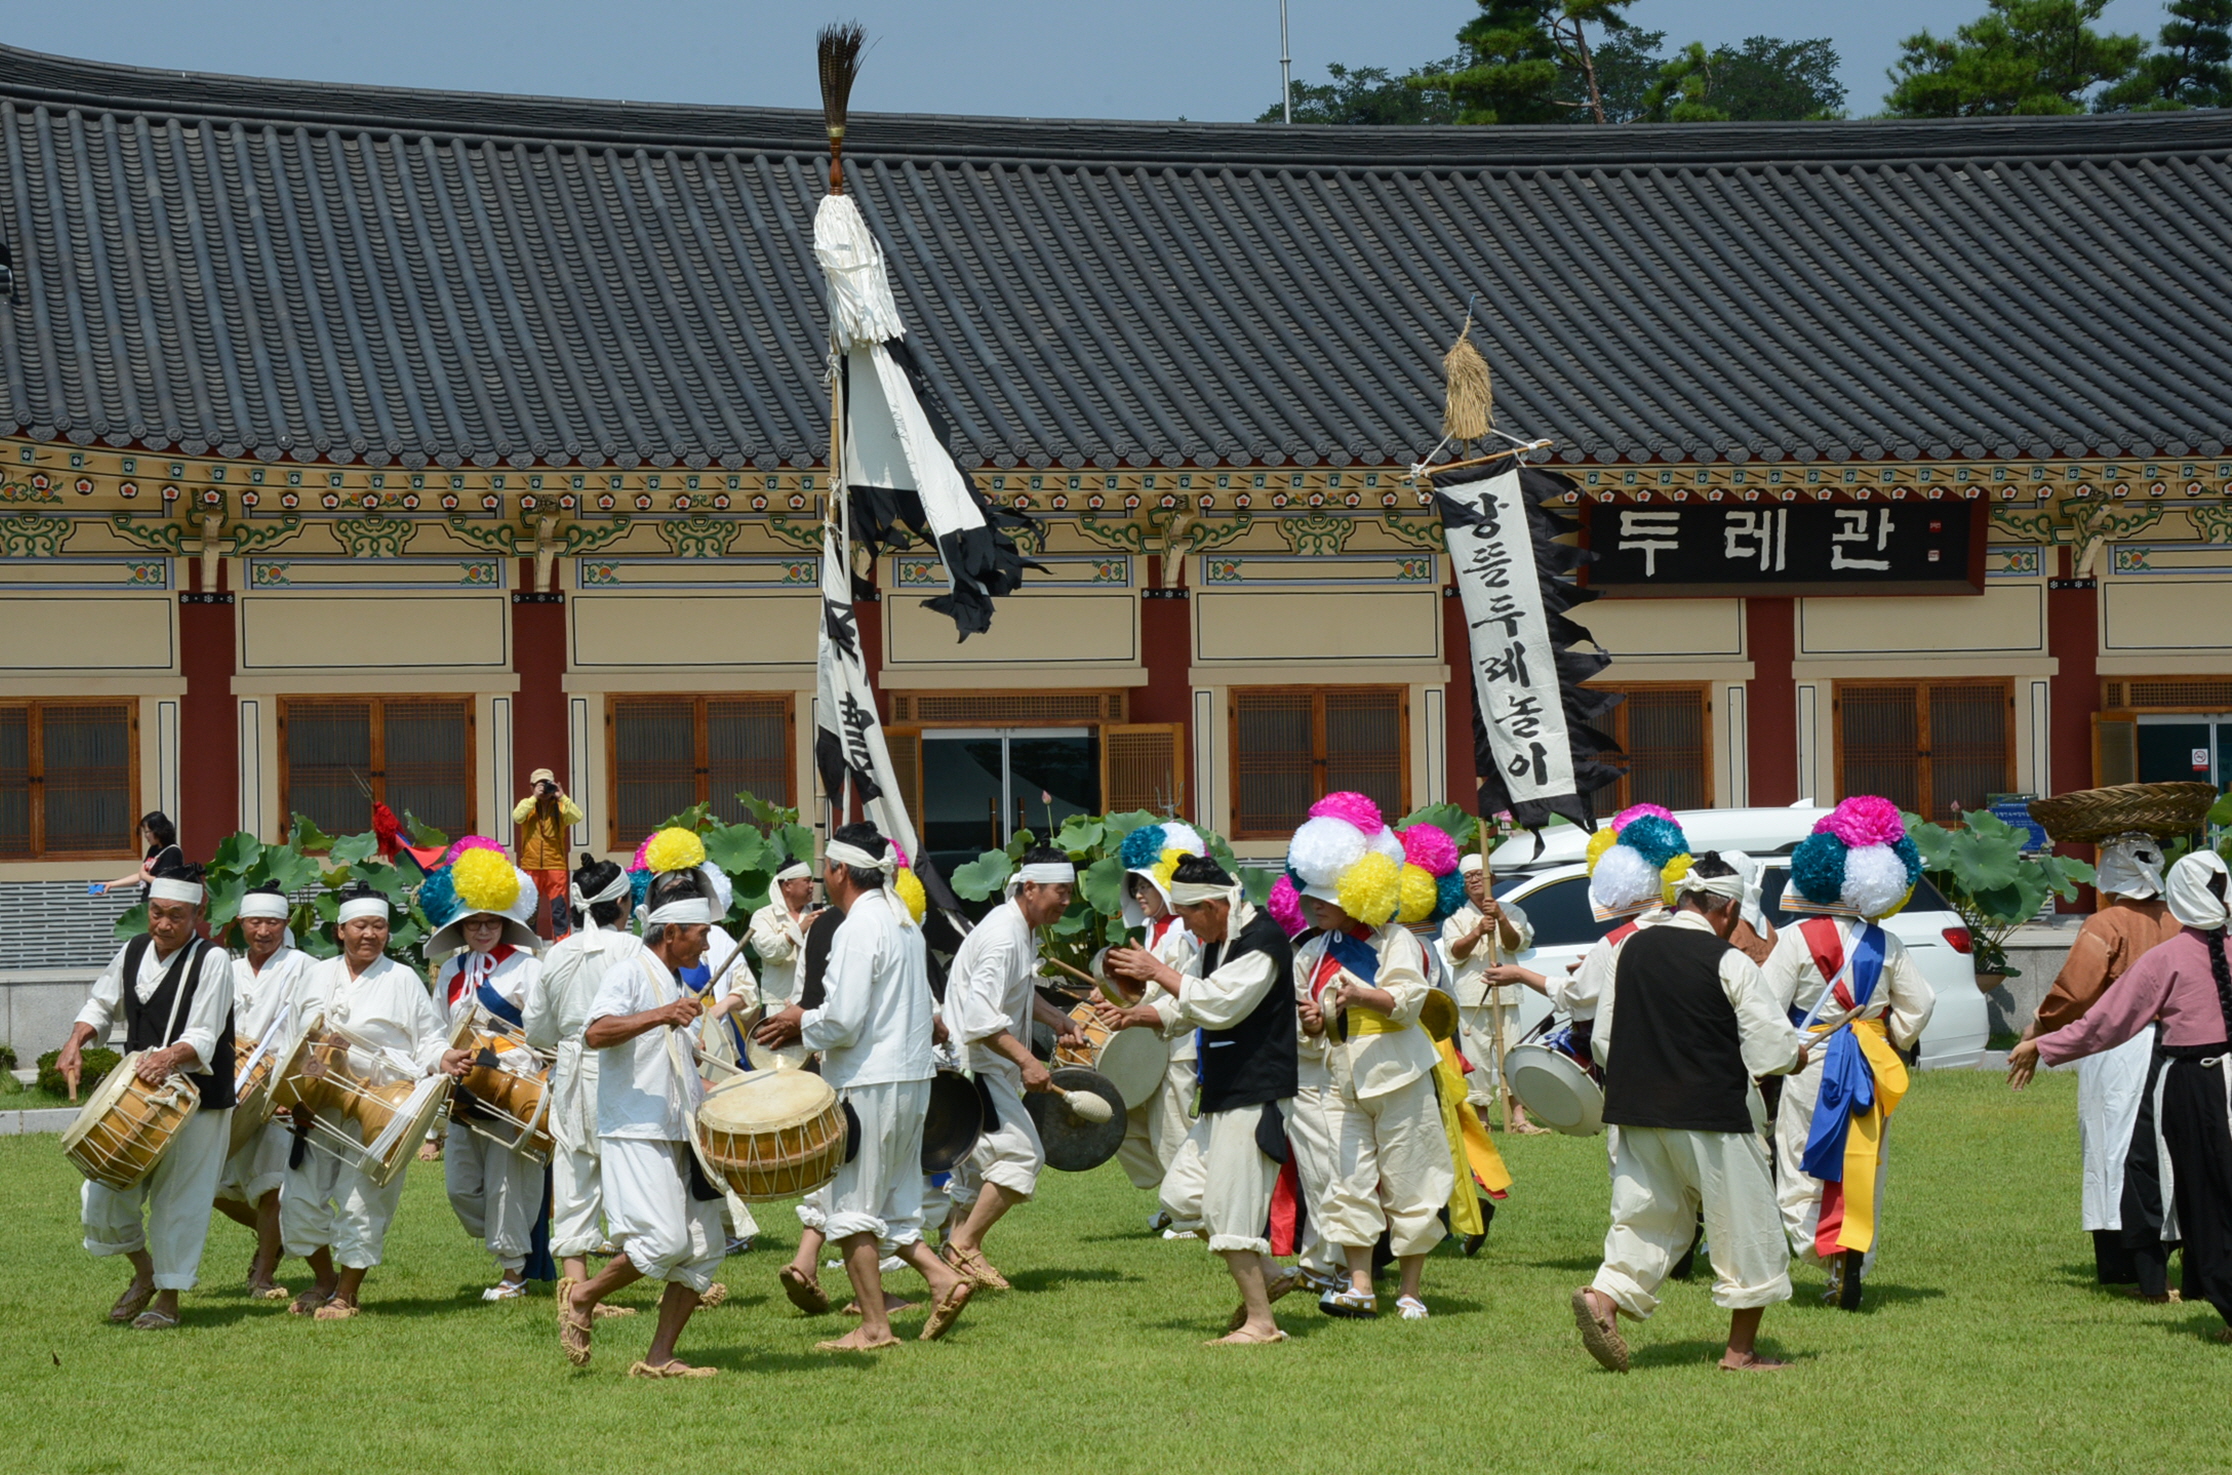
left=772, top=861, right=811, bottom=883
left=825, top=837, right=916, bottom=929
left=1458, top=852, right=1485, bottom=874
left=1675, top=866, right=1745, bottom=903
left=147, top=877, right=204, bottom=904
left=2096, top=832, right=2167, bottom=902
left=337, top=896, right=389, bottom=925
left=1007, top=860, right=1077, bottom=896
left=1169, top=877, right=1240, bottom=909
left=2165, top=851, right=2230, bottom=931
left=569, top=868, right=633, bottom=933
left=238, top=890, right=290, bottom=920
left=644, top=897, right=713, bottom=928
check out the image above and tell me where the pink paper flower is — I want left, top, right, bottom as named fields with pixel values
left=1266, top=874, right=1307, bottom=937
left=443, top=834, right=503, bottom=864
left=1818, top=794, right=1906, bottom=848
left=1612, top=803, right=1676, bottom=832
left=630, top=833, right=653, bottom=872
left=1399, top=823, right=1460, bottom=877
left=1307, top=791, right=1383, bottom=835
left=889, top=839, right=909, bottom=870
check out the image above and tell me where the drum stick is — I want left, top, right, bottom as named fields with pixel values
left=1039, top=955, right=1098, bottom=988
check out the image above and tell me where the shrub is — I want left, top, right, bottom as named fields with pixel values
left=37, top=1046, right=119, bottom=1098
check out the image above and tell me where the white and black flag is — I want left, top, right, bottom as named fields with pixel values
left=1432, top=460, right=1622, bottom=834
left=814, top=193, right=1038, bottom=639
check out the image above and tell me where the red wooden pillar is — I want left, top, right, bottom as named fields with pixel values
left=1136, top=547, right=1193, bottom=808
left=178, top=556, right=238, bottom=858
left=2046, top=546, right=2101, bottom=910
left=1745, top=596, right=1797, bottom=806
left=512, top=558, right=570, bottom=797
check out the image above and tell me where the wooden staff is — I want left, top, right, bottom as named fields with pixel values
left=1482, top=815, right=1512, bottom=1134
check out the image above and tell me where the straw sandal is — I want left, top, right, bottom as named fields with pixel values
left=312, top=1301, right=361, bottom=1321
left=812, top=1333, right=900, bottom=1353
left=559, top=1303, right=593, bottom=1367
left=920, top=1281, right=973, bottom=1342
left=843, top=1297, right=918, bottom=1316
left=107, top=1281, right=155, bottom=1324
left=1206, top=1327, right=1288, bottom=1346
left=940, top=1244, right=1009, bottom=1290
left=628, top=1359, right=719, bottom=1379
left=129, top=1308, right=180, bottom=1331
left=1572, top=1287, right=1628, bottom=1373
left=593, top=1303, right=635, bottom=1319
left=698, top=1281, right=729, bottom=1309
left=287, top=1286, right=336, bottom=1317
left=252, top=1283, right=292, bottom=1302
left=779, top=1265, right=831, bottom=1315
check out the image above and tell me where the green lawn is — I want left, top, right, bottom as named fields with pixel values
left=1, top=1071, right=2222, bottom=1475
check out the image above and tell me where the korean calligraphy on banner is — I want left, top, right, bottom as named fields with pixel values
left=814, top=521, right=925, bottom=865
left=1432, top=461, right=1622, bottom=834
left=1582, top=502, right=1981, bottom=595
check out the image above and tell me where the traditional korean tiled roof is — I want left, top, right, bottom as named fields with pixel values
left=0, top=41, right=2226, bottom=471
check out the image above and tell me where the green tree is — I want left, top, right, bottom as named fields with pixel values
left=1565, top=26, right=1666, bottom=121
left=2097, top=0, right=2232, bottom=108
left=1416, top=0, right=1640, bottom=125
left=1259, top=61, right=1461, bottom=124
left=1642, top=35, right=1847, bottom=121
left=1886, top=0, right=2145, bottom=116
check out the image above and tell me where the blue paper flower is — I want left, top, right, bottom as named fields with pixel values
left=416, top=866, right=457, bottom=927
left=1891, top=833, right=1923, bottom=885
left=1789, top=832, right=1850, bottom=906
left=1434, top=869, right=1467, bottom=922
left=1118, top=823, right=1168, bottom=871
left=1618, top=815, right=1689, bottom=870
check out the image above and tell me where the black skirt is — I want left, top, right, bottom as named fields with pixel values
left=2157, top=1048, right=2232, bottom=1324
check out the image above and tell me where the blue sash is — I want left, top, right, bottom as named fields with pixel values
left=1800, top=922, right=1885, bottom=1183
left=475, top=976, right=523, bottom=1029
left=1323, top=928, right=1380, bottom=984
left=679, top=963, right=753, bottom=1065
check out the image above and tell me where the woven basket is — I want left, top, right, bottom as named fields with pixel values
left=2026, top=782, right=2219, bottom=845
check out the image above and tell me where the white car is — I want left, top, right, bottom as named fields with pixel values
left=1456, top=805, right=1989, bottom=1071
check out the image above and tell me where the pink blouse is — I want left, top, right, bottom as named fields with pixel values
left=2036, top=927, right=2232, bottom=1065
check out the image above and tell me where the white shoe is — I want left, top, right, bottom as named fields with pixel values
left=481, top=1278, right=527, bottom=1302
left=1396, top=1295, right=1428, bottom=1321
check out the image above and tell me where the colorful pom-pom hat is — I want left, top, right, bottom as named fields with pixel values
left=1284, top=793, right=1465, bottom=932
left=424, top=846, right=540, bottom=955
left=1586, top=804, right=1692, bottom=922
left=1118, top=820, right=1207, bottom=927
left=1784, top=795, right=1921, bottom=920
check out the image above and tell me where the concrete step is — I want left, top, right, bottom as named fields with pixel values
left=0, top=1107, right=77, bottom=1134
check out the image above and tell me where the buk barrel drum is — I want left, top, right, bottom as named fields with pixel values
left=450, top=1018, right=555, bottom=1161
left=1055, top=1002, right=1167, bottom=1112
left=276, top=1020, right=452, bottom=1189
left=693, top=1068, right=848, bottom=1203
left=229, top=1034, right=280, bottom=1159
left=60, top=1053, right=201, bottom=1191
left=1502, top=1023, right=1605, bottom=1137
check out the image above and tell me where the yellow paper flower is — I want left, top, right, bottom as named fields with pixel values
left=452, top=847, right=521, bottom=915
left=643, top=826, right=707, bottom=875
left=1659, top=851, right=1695, bottom=906
left=894, top=867, right=926, bottom=924
left=1397, top=862, right=1438, bottom=925
left=1336, top=851, right=1401, bottom=928
left=1150, top=847, right=1184, bottom=892
left=1585, top=825, right=1619, bottom=874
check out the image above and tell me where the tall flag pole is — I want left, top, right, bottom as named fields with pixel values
left=811, top=24, right=962, bottom=915
left=1419, top=314, right=1622, bottom=839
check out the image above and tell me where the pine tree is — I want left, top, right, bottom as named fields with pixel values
left=1886, top=0, right=2146, bottom=116
left=2098, top=0, right=2232, bottom=108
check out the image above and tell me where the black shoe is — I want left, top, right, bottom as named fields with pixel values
left=1462, top=1232, right=1486, bottom=1257
left=1837, top=1249, right=1864, bottom=1311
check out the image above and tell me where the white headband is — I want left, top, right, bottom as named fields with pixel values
left=825, top=839, right=894, bottom=875
left=147, top=878, right=204, bottom=905
left=644, top=898, right=713, bottom=928
left=238, top=892, right=290, bottom=920
left=337, top=896, right=389, bottom=925
left=570, top=868, right=634, bottom=932
left=772, top=861, right=811, bottom=883
left=1169, top=878, right=1238, bottom=907
left=1458, top=853, right=1485, bottom=874
left=1008, top=861, right=1077, bottom=896
left=1677, top=869, right=1746, bottom=903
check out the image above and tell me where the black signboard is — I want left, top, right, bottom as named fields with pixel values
left=1579, top=501, right=1982, bottom=597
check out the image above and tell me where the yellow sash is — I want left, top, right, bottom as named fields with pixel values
left=1349, top=1008, right=1407, bottom=1036
left=1826, top=1016, right=1909, bottom=1254
left=1432, top=1038, right=1511, bottom=1237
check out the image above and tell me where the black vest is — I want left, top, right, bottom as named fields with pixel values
left=120, top=936, right=235, bottom=1110
left=1599, top=922, right=1751, bottom=1134
left=1197, top=909, right=1298, bottom=1114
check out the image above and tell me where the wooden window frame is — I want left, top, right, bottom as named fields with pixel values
left=1831, top=678, right=2014, bottom=821
left=276, top=696, right=476, bottom=845
left=604, top=693, right=796, bottom=851
left=1227, top=685, right=1410, bottom=841
left=0, top=699, right=141, bottom=861
left=1585, top=681, right=1714, bottom=813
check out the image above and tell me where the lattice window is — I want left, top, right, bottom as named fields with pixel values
left=2103, top=679, right=2232, bottom=711
left=1586, top=685, right=1711, bottom=815
left=281, top=698, right=473, bottom=840
left=0, top=701, right=137, bottom=860
left=1230, top=687, right=1407, bottom=839
left=1834, top=680, right=2012, bottom=821
left=888, top=691, right=1125, bottom=725
left=607, top=694, right=794, bottom=846
left=1103, top=724, right=1184, bottom=816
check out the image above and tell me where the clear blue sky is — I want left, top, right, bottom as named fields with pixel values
left=0, top=0, right=2175, bottom=120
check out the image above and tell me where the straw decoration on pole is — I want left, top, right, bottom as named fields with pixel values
left=1442, top=308, right=1494, bottom=444
left=817, top=22, right=866, bottom=196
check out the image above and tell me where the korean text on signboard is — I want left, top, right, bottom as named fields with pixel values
left=1580, top=502, right=1981, bottom=597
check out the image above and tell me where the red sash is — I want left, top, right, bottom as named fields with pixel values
left=446, top=943, right=517, bottom=1006
left=1797, top=917, right=1856, bottom=1013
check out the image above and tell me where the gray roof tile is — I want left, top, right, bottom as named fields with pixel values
left=0, top=43, right=2227, bottom=467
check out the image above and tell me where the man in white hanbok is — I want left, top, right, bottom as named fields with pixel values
left=212, top=885, right=313, bottom=1301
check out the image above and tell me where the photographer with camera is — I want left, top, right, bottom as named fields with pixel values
left=512, top=768, right=585, bottom=940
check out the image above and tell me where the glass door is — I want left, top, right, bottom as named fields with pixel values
left=2135, top=715, right=2232, bottom=788
left=920, top=727, right=1100, bottom=879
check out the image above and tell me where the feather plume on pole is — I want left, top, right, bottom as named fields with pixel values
left=818, top=22, right=867, bottom=195
left=1442, top=307, right=1494, bottom=444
